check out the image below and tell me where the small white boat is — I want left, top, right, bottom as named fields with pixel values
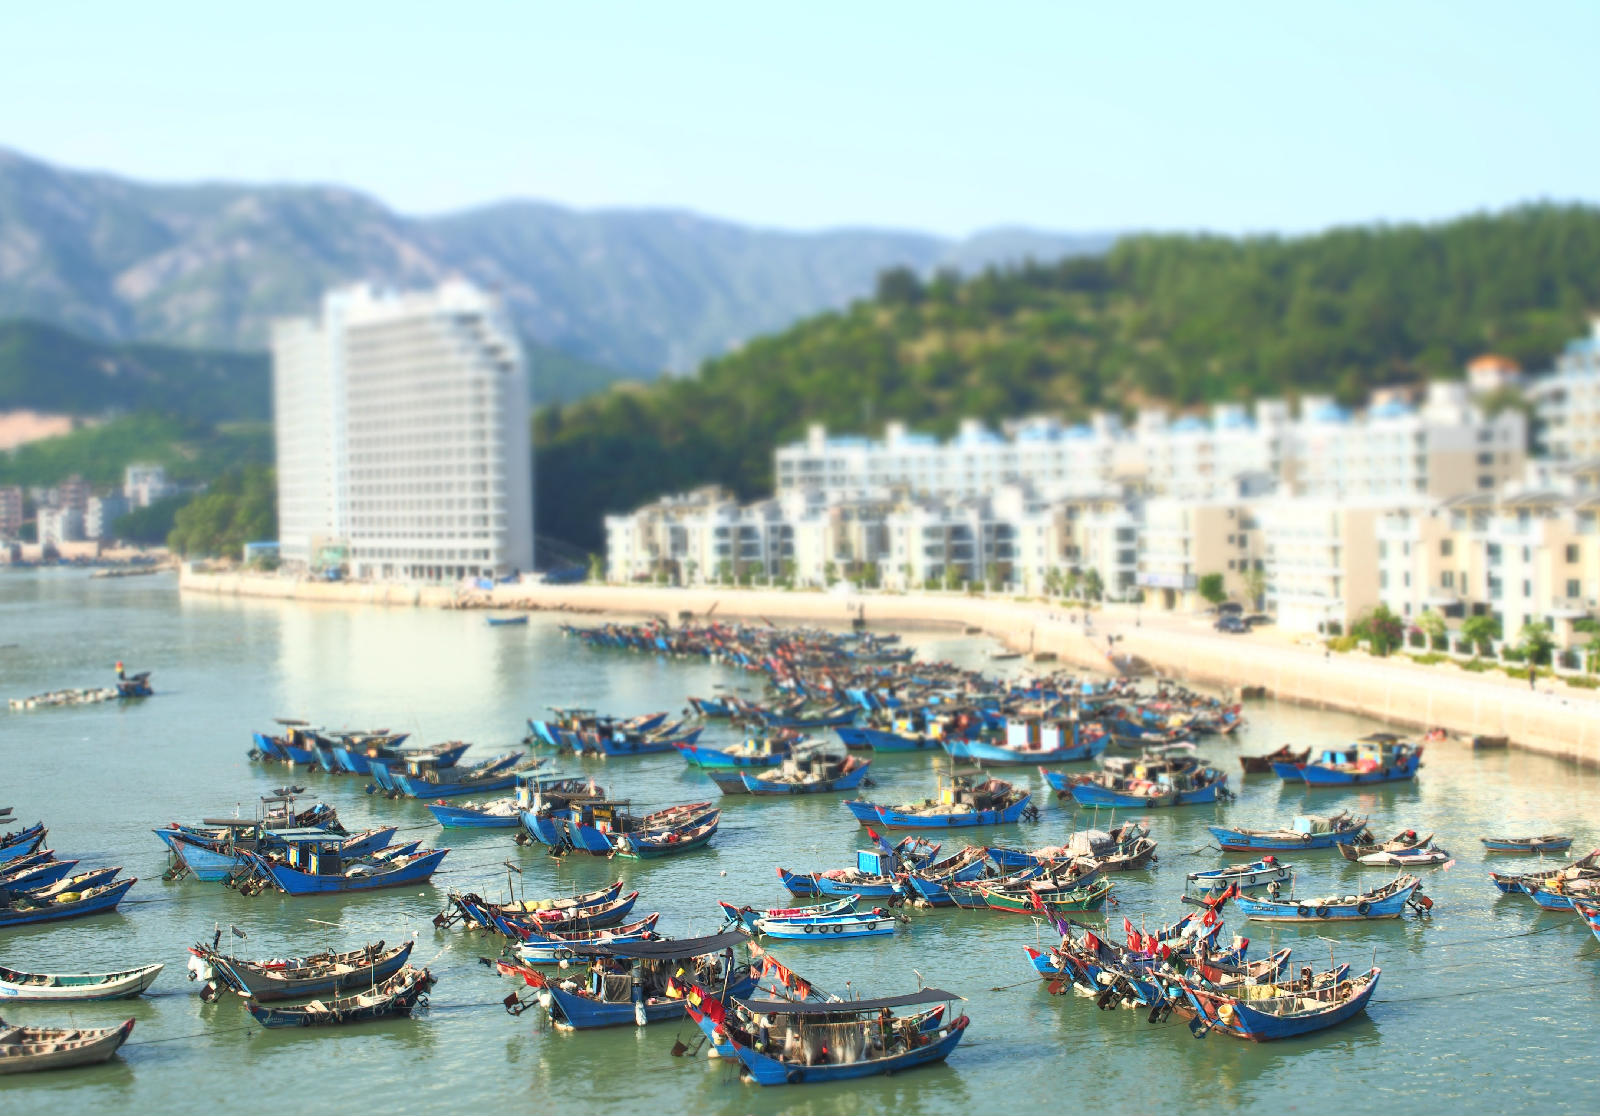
left=1186, top=856, right=1293, bottom=893
left=1358, top=846, right=1451, bottom=867
left=0, top=1017, right=135, bottom=1073
left=0, top=963, right=163, bottom=1002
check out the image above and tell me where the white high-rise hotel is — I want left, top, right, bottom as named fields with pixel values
left=271, top=280, right=534, bottom=582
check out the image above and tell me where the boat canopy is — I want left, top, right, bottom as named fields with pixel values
left=733, top=988, right=962, bottom=1015
left=575, top=930, right=751, bottom=959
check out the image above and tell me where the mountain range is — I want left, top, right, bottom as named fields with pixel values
left=0, top=147, right=1111, bottom=377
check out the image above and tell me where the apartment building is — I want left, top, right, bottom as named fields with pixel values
left=85, top=494, right=129, bottom=541
left=272, top=281, right=534, bottom=582
left=1530, top=317, right=1600, bottom=461
left=1259, top=499, right=1388, bottom=634
left=1378, top=491, right=1600, bottom=648
left=123, top=464, right=175, bottom=509
left=38, top=505, right=84, bottom=548
left=0, top=486, right=21, bottom=539
left=1138, top=498, right=1265, bottom=612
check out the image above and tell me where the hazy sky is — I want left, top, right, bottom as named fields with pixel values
left=3, top=2, right=1592, bottom=236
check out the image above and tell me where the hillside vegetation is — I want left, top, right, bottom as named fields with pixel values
left=535, top=204, right=1600, bottom=548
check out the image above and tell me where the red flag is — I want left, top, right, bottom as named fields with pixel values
left=1030, top=890, right=1045, bottom=913
left=867, top=827, right=880, bottom=844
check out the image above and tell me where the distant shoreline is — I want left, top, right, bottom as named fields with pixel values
left=179, top=567, right=1600, bottom=768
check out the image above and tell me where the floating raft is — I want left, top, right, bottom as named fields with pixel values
left=9, top=687, right=121, bottom=711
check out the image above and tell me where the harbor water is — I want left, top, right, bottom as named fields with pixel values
left=2, top=568, right=1599, bottom=1115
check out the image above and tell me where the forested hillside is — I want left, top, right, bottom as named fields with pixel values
left=535, top=205, right=1600, bottom=548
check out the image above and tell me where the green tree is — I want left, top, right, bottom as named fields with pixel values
left=1417, top=608, right=1448, bottom=650
left=943, top=565, right=963, bottom=591
left=1082, top=568, right=1104, bottom=602
left=1064, top=569, right=1082, bottom=600
left=1517, top=620, right=1555, bottom=666
left=585, top=552, right=604, bottom=582
left=1197, top=573, right=1227, bottom=607
left=984, top=562, right=1000, bottom=592
left=1241, top=567, right=1268, bottom=610
left=861, top=561, right=880, bottom=588
left=715, top=559, right=733, bottom=585
left=685, top=558, right=699, bottom=585
left=166, top=466, right=277, bottom=559
left=779, top=558, right=796, bottom=588
left=1043, top=567, right=1062, bottom=598
left=823, top=560, right=838, bottom=587
left=1352, top=604, right=1405, bottom=656
left=1461, top=614, right=1502, bottom=657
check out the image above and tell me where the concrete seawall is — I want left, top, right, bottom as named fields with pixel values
left=180, top=569, right=1600, bottom=767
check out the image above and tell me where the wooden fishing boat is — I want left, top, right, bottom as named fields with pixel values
left=0, top=852, right=79, bottom=892
left=1025, top=905, right=1235, bottom=1007
left=438, top=879, right=626, bottom=931
left=612, top=809, right=720, bottom=859
left=844, top=772, right=1034, bottom=830
left=1488, top=849, right=1600, bottom=895
left=1186, top=857, right=1292, bottom=894
left=241, top=840, right=447, bottom=896
left=1337, top=827, right=1431, bottom=862
left=1358, top=845, right=1450, bottom=867
left=675, top=733, right=794, bottom=769
left=330, top=736, right=452, bottom=776
left=1058, top=759, right=1229, bottom=809
left=717, top=896, right=858, bottom=933
left=1298, top=733, right=1422, bottom=786
left=513, top=914, right=664, bottom=965
left=1172, top=967, right=1381, bottom=1041
left=246, top=965, right=435, bottom=1028
left=1519, top=871, right=1600, bottom=911
left=486, top=615, right=529, bottom=626
left=1239, top=746, right=1310, bottom=775
left=1209, top=812, right=1369, bottom=852
left=490, top=891, right=642, bottom=939
left=1231, top=873, right=1427, bottom=921
left=508, top=931, right=757, bottom=1030
left=753, top=909, right=900, bottom=940
left=189, top=939, right=413, bottom=1002
left=426, top=799, right=523, bottom=828
left=0, top=876, right=136, bottom=928
left=685, top=987, right=969, bottom=1085
left=1481, top=834, right=1575, bottom=855
left=159, top=822, right=395, bottom=882
left=736, top=746, right=870, bottom=796
left=0, top=963, right=162, bottom=1002
left=981, top=876, right=1115, bottom=914
left=0, top=1017, right=135, bottom=1074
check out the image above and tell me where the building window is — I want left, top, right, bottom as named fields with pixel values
left=1442, top=571, right=1454, bottom=588
left=1568, top=579, right=1581, bottom=599
left=1567, top=544, right=1580, bottom=563
left=1441, top=539, right=1453, bottom=557
left=1523, top=580, right=1532, bottom=598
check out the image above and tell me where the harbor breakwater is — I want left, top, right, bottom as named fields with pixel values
left=180, top=567, right=1600, bottom=767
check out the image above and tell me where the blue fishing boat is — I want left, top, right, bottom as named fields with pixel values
left=1186, top=857, right=1292, bottom=894
left=1481, top=834, right=1574, bottom=854
left=690, top=989, right=969, bottom=1085
left=687, top=695, right=741, bottom=718
left=1487, top=849, right=1600, bottom=895
left=676, top=733, right=793, bottom=769
left=515, top=931, right=757, bottom=1030
left=159, top=824, right=397, bottom=882
left=521, top=800, right=718, bottom=857
left=0, top=823, right=47, bottom=865
left=944, top=717, right=1108, bottom=766
left=753, top=909, right=899, bottom=940
left=389, top=752, right=537, bottom=798
left=834, top=707, right=976, bottom=752
left=739, top=752, right=871, bottom=795
left=490, top=891, right=641, bottom=939
left=756, top=703, right=858, bottom=730
left=612, top=809, right=720, bottom=859
left=331, top=736, right=448, bottom=776
left=438, top=879, right=626, bottom=931
left=1231, top=873, right=1425, bottom=921
left=902, top=846, right=1018, bottom=906
left=844, top=773, right=1033, bottom=830
left=717, top=896, right=857, bottom=933
left=0, top=851, right=78, bottom=892
left=486, top=615, right=529, bottom=626
left=1520, top=879, right=1593, bottom=911
left=242, top=839, right=448, bottom=896
left=513, top=914, right=663, bottom=964
left=1058, top=754, right=1228, bottom=808
left=426, top=801, right=521, bottom=828
left=777, top=835, right=941, bottom=898
left=1298, top=733, right=1423, bottom=786
left=0, top=875, right=136, bottom=928
left=1174, top=967, right=1381, bottom=1041
left=1208, top=811, right=1369, bottom=852
left=1572, top=899, right=1600, bottom=945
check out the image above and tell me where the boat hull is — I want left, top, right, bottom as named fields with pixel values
left=732, top=1018, right=967, bottom=1085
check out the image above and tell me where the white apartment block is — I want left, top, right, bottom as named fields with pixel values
left=85, top=494, right=129, bottom=541
left=1138, top=498, right=1264, bottom=611
left=1260, top=499, right=1386, bottom=635
left=1530, top=317, right=1600, bottom=461
left=272, top=280, right=534, bottom=582
left=38, top=505, right=84, bottom=548
left=0, top=486, right=21, bottom=539
left=123, top=464, right=174, bottom=509
left=777, top=384, right=1517, bottom=506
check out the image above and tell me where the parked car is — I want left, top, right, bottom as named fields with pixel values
left=1214, top=615, right=1248, bottom=633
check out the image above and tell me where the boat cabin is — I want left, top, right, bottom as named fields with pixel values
left=1005, top=718, right=1077, bottom=753
left=1291, top=815, right=1340, bottom=836
left=278, top=834, right=350, bottom=876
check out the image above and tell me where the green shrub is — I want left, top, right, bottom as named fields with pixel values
left=1565, top=675, right=1600, bottom=689
left=1408, top=653, right=1445, bottom=665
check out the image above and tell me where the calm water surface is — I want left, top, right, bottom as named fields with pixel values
left=1, top=569, right=1598, bottom=1115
